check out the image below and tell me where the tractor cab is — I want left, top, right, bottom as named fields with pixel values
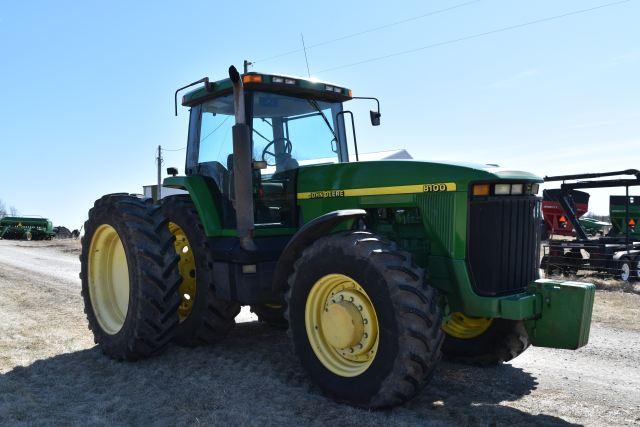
left=178, top=72, right=367, bottom=229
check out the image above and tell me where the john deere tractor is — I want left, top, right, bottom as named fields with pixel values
left=80, top=66, right=595, bottom=408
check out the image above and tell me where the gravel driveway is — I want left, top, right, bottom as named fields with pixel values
left=0, top=239, right=639, bottom=426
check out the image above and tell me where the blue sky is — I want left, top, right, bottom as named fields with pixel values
left=1, top=0, right=638, bottom=228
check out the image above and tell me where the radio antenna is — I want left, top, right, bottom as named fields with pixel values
left=300, top=33, right=311, bottom=77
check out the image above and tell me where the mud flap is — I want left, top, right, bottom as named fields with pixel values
left=524, top=279, right=595, bottom=349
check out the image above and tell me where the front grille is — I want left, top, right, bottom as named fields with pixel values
left=467, top=196, right=541, bottom=296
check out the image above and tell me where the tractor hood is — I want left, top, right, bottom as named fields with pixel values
left=296, top=159, right=541, bottom=197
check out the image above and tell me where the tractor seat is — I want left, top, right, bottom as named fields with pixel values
left=196, top=161, right=229, bottom=192
left=194, top=160, right=236, bottom=226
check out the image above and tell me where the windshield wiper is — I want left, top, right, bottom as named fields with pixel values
left=307, top=99, right=338, bottom=143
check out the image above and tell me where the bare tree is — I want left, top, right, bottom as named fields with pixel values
left=9, top=206, right=18, bottom=216
left=0, top=199, right=6, bottom=218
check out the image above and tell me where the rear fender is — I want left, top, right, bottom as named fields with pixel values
left=163, top=176, right=223, bottom=235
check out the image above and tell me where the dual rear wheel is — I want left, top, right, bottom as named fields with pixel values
left=80, top=195, right=181, bottom=360
left=81, top=195, right=238, bottom=360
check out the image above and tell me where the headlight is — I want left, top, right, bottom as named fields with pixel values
left=473, top=182, right=540, bottom=197
left=494, top=184, right=511, bottom=195
left=511, top=184, right=524, bottom=195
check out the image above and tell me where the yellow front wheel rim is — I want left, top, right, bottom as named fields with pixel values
left=442, top=312, right=493, bottom=339
left=305, top=274, right=378, bottom=377
left=169, top=222, right=196, bottom=322
left=88, top=224, right=130, bottom=335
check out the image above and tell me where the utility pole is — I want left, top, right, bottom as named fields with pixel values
left=243, top=59, right=252, bottom=74
left=156, top=145, right=162, bottom=202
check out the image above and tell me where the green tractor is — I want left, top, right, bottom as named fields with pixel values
left=80, top=66, right=595, bottom=408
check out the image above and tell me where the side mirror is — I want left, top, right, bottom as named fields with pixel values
left=166, top=167, right=178, bottom=176
left=370, top=110, right=381, bottom=126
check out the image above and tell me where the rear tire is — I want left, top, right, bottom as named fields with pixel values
left=442, top=319, right=529, bottom=366
left=161, top=195, right=240, bottom=346
left=80, top=194, right=181, bottom=360
left=285, top=231, right=443, bottom=408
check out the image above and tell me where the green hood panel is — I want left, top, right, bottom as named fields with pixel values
left=297, top=160, right=542, bottom=194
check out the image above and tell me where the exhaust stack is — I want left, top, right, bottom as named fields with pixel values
left=229, top=65, right=256, bottom=251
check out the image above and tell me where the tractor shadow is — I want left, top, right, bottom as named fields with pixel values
left=0, top=322, right=574, bottom=426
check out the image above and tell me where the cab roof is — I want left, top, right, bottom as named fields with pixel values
left=181, top=72, right=353, bottom=107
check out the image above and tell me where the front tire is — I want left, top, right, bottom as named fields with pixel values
left=161, top=195, right=240, bottom=346
left=80, top=194, right=181, bottom=360
left=285, top=231, right=443, bottom=408
left=441, top=317, right=529, bottom=365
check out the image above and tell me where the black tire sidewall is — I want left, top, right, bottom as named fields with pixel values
left=441, top=318, right=529, bottom=365
left=288, top=244, right=400, bottom=405
left=81, top=200, right=147, bottom=356
left=161, top=196, right=215, bottom=342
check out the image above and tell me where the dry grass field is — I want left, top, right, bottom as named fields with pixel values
left=1, top=239, right=639, bottom=425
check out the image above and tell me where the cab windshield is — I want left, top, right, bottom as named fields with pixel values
left=250, top=92, right=346, bottom=173
left=195, top=92, right=347, bottom=172
left=189, top=91, right=348, bottom=227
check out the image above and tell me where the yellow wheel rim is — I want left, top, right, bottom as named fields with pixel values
left=88, top=224, right=130, bottom=335
left=305, top=274, right=378, bottom=377
left=442, top=312, right=493, bottom=339
left=169, top=222, right=196, bottom=322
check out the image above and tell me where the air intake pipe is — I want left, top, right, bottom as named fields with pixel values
left=229, top=65, right=256, bottom=251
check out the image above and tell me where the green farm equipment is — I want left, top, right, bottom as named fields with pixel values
left=80, top=66, right=595, bottom=408
left=578, top=217, right=611, bottom=236
left=609, top=195, right=640, bottom=238
left=542, top=170, right=640, bottom=282
left=0, top=216, right=55, bottom=240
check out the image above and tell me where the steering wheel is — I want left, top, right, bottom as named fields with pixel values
left=261, top=137, right=293, bottom=166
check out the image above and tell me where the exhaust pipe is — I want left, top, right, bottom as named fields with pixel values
left=228, top=66, right=256, bottom=251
